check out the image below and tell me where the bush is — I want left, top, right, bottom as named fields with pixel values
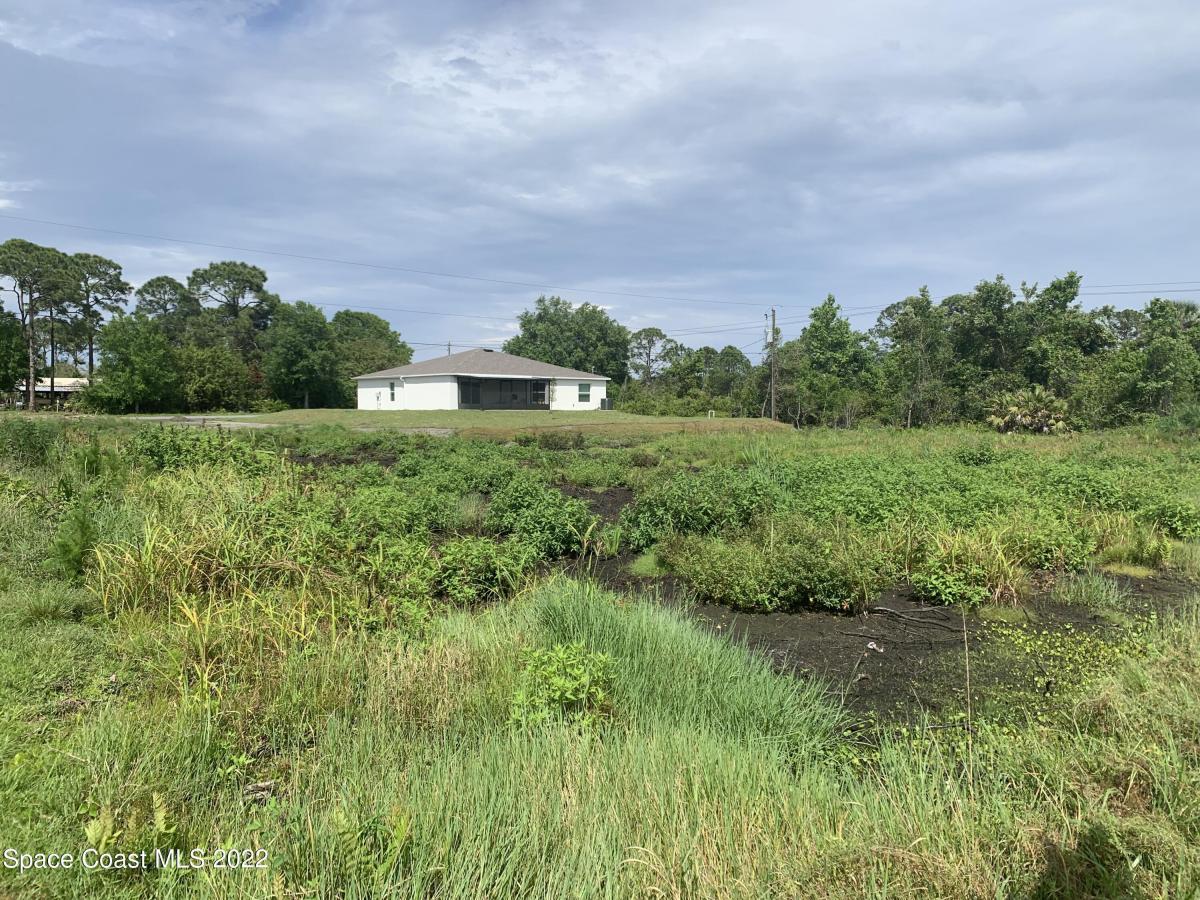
left=46, top=499, right=99, bottom=582
left=436, top=537, right=534, bottom=603
left=621, top=467, right=782, bottom=548
left=662, top=519, right=881, bottom=611
left=1004, top=511, right=1096, bottom=570
left=357, top=537, right=439, bottom=607
left=987, top=385, right=1069, bottom=434
left=509, top=641, right=612, bottom=728
left=661, top=535, right=783, bottom=611
left=126, top=426, right=272, bottom=474
left=485, top=477, right=595, bottom=557
left=1137, top=498, right=1200, bottom=539
left=536, top=430, right=585, bottom=451
left=0, top=417, right=62, bottom=466
left=342, top=485, right=459, bottom=539
left=911, top=529, right=1025, bottom=604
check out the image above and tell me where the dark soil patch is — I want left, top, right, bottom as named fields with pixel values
left=583, top=555, right=1198, bottom=722
left=555, top=484, right=634, bottom=523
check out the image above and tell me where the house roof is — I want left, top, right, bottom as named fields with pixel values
left=354, top=349, right=610, bottom=381
left=18, top=377, right=89, bottom=392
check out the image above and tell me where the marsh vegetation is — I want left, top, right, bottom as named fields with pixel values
left=2, top=415, right=1199, bottom=897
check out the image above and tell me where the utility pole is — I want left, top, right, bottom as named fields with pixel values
left=447, top=341, right=451, bottom=357
left=769, top=306, right=778, bottom=421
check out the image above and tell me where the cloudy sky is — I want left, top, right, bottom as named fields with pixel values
left=2, top=0, right=1199, bottom=360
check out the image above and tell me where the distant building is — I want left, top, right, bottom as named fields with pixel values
left=13, top=377, right=89, bottom=409
left=354, top=349, right=610, bottom=411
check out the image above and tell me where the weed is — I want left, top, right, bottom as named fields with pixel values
left=510, top=641, right=613, bottom=728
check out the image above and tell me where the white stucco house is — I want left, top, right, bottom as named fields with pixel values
left=354, top=349, right=611, bottom=411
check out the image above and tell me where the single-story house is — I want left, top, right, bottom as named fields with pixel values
left=12, top=377, right=89, bottom=409
left=354, top=349, right=611, bottom=411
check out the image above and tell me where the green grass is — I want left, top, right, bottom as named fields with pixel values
left=4, top=418, right=1200, bottom=896
left=628, top=550, right=667, bottom=577
left=233, top=407, right=789, bottom=435
left=2, top=575, right=1198, bottom=897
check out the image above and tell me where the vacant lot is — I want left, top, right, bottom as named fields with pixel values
left=2, top=417, right=1198, bottom=897
left=230, top=407, right=788, bottom=437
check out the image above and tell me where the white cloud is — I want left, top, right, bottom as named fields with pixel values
left=1, top=0, right=1198, bottom=348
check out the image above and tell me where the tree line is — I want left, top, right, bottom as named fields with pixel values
left=0, top=239, right=412, bottom=412
left=498, top=281, right=1200, bottom=429
left=3, top=236, right=1198, bottom=428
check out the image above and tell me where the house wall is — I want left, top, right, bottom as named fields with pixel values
left=549, top=378, right=607, bottom=411
left=356, top=375, right=608, bottom=410
left=355, top=375, right=458, bottom=410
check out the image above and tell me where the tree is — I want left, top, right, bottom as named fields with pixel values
left=1013, top=272, right=1109, bottom=396
left=504, top=296, right=630, bottom=382
left=628, top=327, right=680, bottom=383
left=135, top=275, right=202, bottom=342
left=0, top=239, right=73, bottom=410
left=179, top=344, right=258, bottom=412
left=942, top=275, right=1019, bottom=372
left=330, top=310, right=412, bottom=406
left=84, top=314, right=181, bottom=413
left=873, top=287, right=952, bottom=427
left=1137, top=298, right=1200, bottom=413
left=187, top=261, right=279, bottom=354
left=264, top=302, right=339, bottom=408
left=0, top=309, right=22, bottom=396
left=709, top=345, right=753, bottom=397
left=780, top=296, right=876, bottom=427
left=71, top=253, right=130, bottom=380
left=42, top=259, right=81, bottom=405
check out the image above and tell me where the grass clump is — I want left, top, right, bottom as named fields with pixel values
left=1052, top=567, right=1132, bottom=610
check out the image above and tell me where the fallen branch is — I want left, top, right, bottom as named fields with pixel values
left=867, top=606, right=963, bottom=632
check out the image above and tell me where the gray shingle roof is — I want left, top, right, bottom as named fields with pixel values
left=354, top=348, right=609, bottom=381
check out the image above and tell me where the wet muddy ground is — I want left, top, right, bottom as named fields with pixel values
left=284, top=457, right=1197, bottom=723
left=581, top=554, right=1196, bottom=722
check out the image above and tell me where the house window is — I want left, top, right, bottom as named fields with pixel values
left=389, top=382, right=395, bottom=401
left=530, top=381, right=547, bottom=406
left=578, top=383, right=591, bottom=403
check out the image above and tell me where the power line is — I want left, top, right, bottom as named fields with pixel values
left=1079, top=288, right=1200, bottom=296
left=0, top=211, right=771, bottom=309
left=1085, top=280, right=1200, bottom=289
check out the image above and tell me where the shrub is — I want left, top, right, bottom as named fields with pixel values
left=485, top=477, right=595, bottom=557
left=536, top=430, right=585, bottom=451
left=987, top=385, right=1069, bottom=434
left=46, top=499, right=99, bottom=582
left=911, top=529, right=1026, bottom=604
left=1137, top=498, right=1200, bottom=539
left=661, top=535, right=783, bottom=611
left=0, top=417, right=62, bottom=466
left=341, top=486, right=459, bottom=539
left=126, top=426, right=272, bottom=474
left=951, top=443, right=1012, bottom=467
left=1004, top=511, right=1096, bottom=570
left=621, top=467, right=782, bottom=548
left=509, top=641, right=612, bottom=728
left=662, top=519, right=880, bottom=612
left=358, top=537, right=439, bottom=606
left=437, top=537, right=534, bottom=603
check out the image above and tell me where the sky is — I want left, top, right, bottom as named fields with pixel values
left=2, top=0, right=1199, bottom=361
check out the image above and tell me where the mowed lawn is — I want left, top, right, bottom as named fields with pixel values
left=237, top=407, right=789, bottom=436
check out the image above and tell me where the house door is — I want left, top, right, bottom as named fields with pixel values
left=375, top=391, right=382, bottom=409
